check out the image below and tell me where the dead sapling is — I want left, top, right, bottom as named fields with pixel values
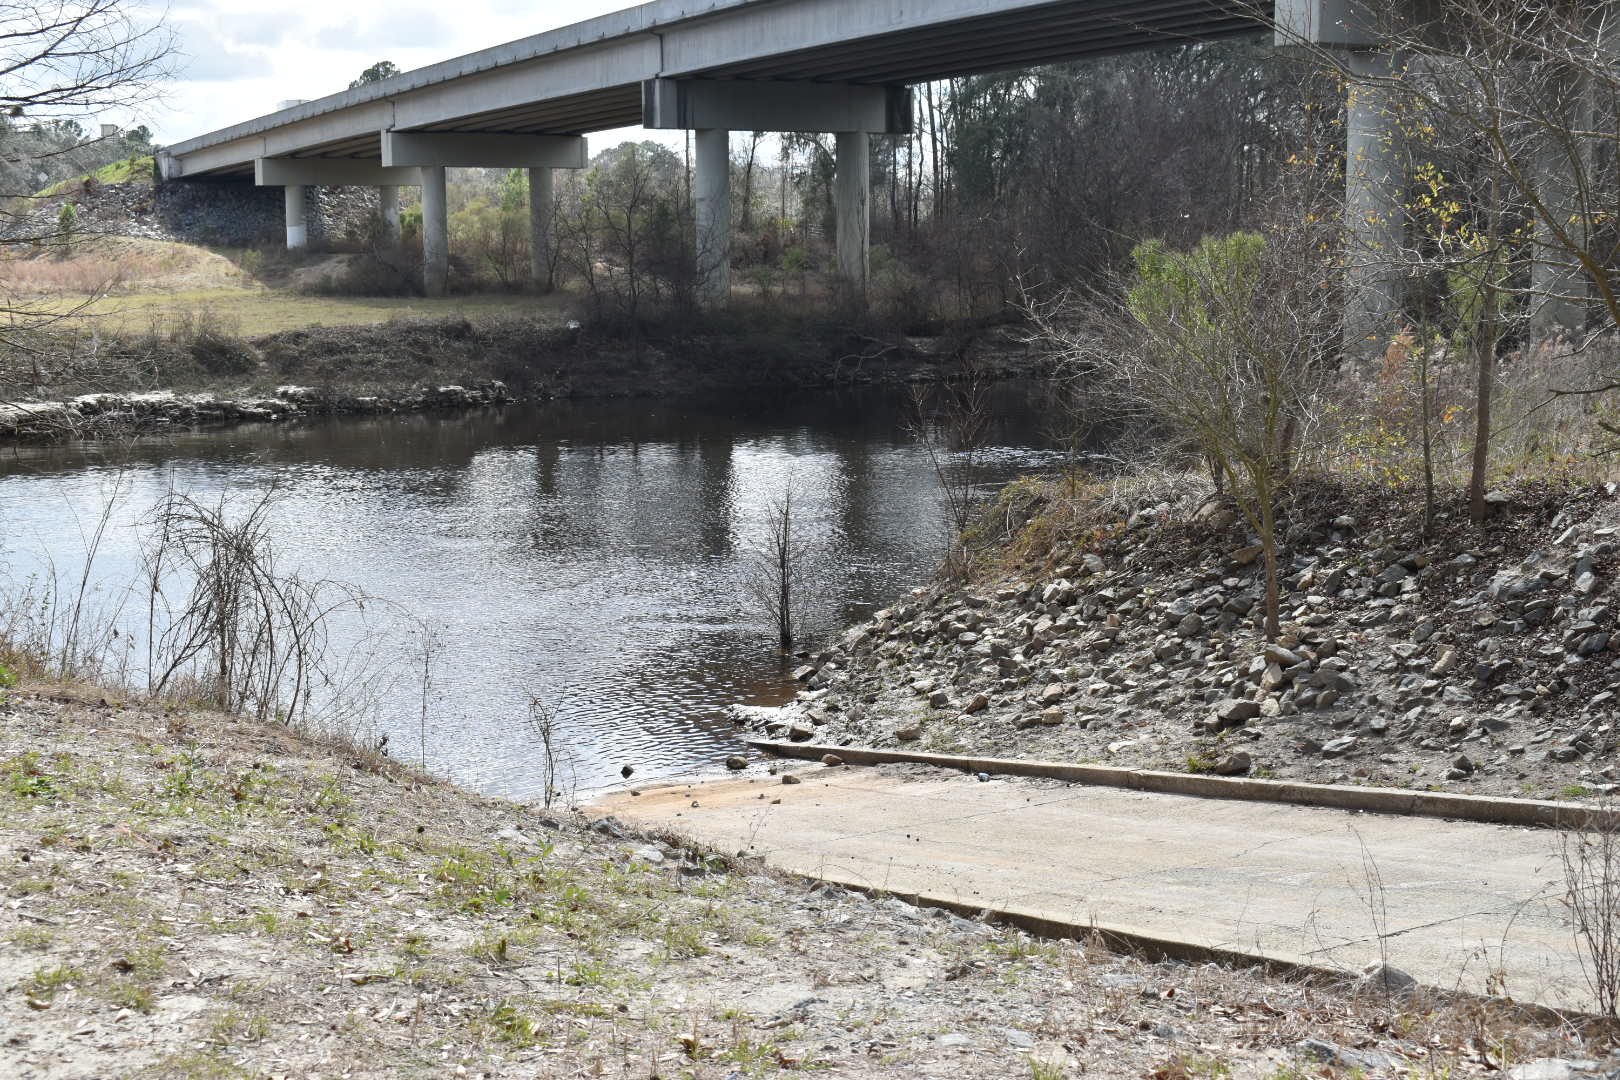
left=744, top=489, right=809, bottom=653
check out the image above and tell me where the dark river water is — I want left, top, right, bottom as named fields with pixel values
left=0, top=385, right=1065, bottom=799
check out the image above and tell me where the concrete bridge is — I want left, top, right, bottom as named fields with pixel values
left=160, top=0, right=1396, bottom=307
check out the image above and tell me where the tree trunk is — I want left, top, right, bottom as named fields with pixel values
left=1260, top=496, right=1281, bottom=641
left=1468, top=173, right=1503, bottom=526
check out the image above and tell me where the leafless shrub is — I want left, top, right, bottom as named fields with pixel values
left=1559, top=802, right=1620, bottom=1017
left=524, top=693, right=574, bottom=809
left=140, top=495, right=392, bottom=738
left=909, top=370, right=993, bottom=579
left=743, top=489, right=806, bottom=653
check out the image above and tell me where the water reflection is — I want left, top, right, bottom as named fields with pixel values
left=0, top=385, right=1064, bottom=799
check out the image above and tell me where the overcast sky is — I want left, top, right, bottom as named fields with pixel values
left=144, top=0, right=647, bottom=146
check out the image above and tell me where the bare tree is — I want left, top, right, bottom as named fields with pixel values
left=1, top=0, right=174, bottom=406
left=745, top=490, right=804, bottom=653
left=0, top=1, right=172, bottom=119
left=909, top=370, right=992, bottom=580
left=1033, top=197, right=1339, bottom=640
left=1264, top=1, right=1620, bottom=487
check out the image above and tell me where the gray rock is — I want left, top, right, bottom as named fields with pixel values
left=1004, top=1028, right=1036, bottom=1049
left=1322, top=736, right=1358, bottom=758
left=1097, top=973, right=1146, bottom=988
left=937, top=1033, right=973, bottom=1049
left=1176, top=613, right=1205, bottom=637
left=725, top=755, right=749, bottom=770
left=1358, top=961, right=1418, bottom=994
left=1508, top=1060, right=1600, bottom=1080
left=1213, top=752, right=1252, bottom=776
left=1216, top=698, right=1262, bottom=724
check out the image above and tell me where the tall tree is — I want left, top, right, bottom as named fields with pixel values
left=349, top=60, right=401, bottom=89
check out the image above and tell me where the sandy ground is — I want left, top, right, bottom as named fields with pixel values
left=1, top=685, right=1614, bottom=1079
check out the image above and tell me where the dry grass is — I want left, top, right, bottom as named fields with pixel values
left=1, top=236, right=564, bottom=336
left=0, top=238, right=246, bottom=296
left=83, top=288, right=563, bottom=336
left=1325, top=334, right=1620, bottom=490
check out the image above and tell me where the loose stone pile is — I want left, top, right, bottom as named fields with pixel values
left=751, top=482, right=1620, bottom=798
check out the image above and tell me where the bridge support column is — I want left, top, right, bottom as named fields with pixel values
left=528, top=166, right=554, bottom=292
left=378, top=185, right=400, bottom=245
left=1342, top=49, right=1406, bottom=356
left=694, top=128, right=731, bottom=305
left=283, top=185, right=308, bottom=250
left=422, top=166, right=449, bottom=297
left=1531, top=102, right=1589, bottom=339
left=835, top=132, right=870, bottom=302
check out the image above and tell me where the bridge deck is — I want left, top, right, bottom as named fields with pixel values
left=164, top=0, right=1267, bottom=178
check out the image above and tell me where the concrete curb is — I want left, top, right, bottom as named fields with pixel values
left=782, top=869, right=1601, bottom=1032
left=746, top=739, right=1614, bottom=830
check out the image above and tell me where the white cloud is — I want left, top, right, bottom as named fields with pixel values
left=133, top=0, right=638, bottom=142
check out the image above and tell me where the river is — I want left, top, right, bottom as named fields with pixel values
left=0, top=384, right=1065, bottom=799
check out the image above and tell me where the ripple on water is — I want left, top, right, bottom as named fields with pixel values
left=0, top=386, right=1063, bottom=800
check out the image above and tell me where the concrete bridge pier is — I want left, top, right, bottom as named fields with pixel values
left=528, top=167, right=554, bottom=292
left=378, top=185, right=401, bottom=245
left=1342, top=48, right=1406, bottom=355
left=642, top=78, right=911, bottom=306
left=694, top=128, right=732, bottom=304
left=1530, top=82, right=1592, bottom=340
left=834, top=133, right=871, bottom=301
left=381, top=131, right=588, bottom=295
left=283, top=184, right=308, bottom=250
left=420, top=166, right=449, bottom=297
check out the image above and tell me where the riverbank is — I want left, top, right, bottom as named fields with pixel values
left=743, top=472, right=1620, bottom=802
left=0, top=310, right=1042, bottom=442
left=2, top=684, right=1607, bottom=1079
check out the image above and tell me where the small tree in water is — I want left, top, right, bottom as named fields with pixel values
left=746, top=490, right=804, bottom=652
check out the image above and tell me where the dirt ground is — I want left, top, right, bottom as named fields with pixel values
left=1, top=684, right=1614, bottom=1079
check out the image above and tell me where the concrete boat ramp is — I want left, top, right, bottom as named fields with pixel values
left=590, top=760, right=1592, bottom=1014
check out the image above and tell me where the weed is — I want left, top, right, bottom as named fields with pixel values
left=716, top=1034, right=791, bottom=1075
left=1030, top=1060, right=1069, bottom=1080
left=1152, top=1054, right=1232, bottom=1079
left=10, top=926, right=53, bottom=950
left=5, top=751, right=60, bottom=800
left=468, top=934, right=512, bottom=966
left=30, top=964, right=84, bottom=999
left=484, top=998, right=542, bottom=1047
left=105, top=979, right=156, bottom=1012
left=1562, top=785, right=1593, bottom=799
left=660, top=920, right=710, bottom=961
left=149, top=1050, right=254, bottom=1080
left=207, top=1005, right=271, bottom=1046
left=1185, top=752, right=1217, bottom=775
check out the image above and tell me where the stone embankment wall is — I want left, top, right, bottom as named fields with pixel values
left=0, top=382, right=510, bottom=440
left=6, top=171, right=379, bottom=248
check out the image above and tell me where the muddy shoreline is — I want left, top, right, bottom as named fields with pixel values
left=1, top=315, right=1047, bottom=443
